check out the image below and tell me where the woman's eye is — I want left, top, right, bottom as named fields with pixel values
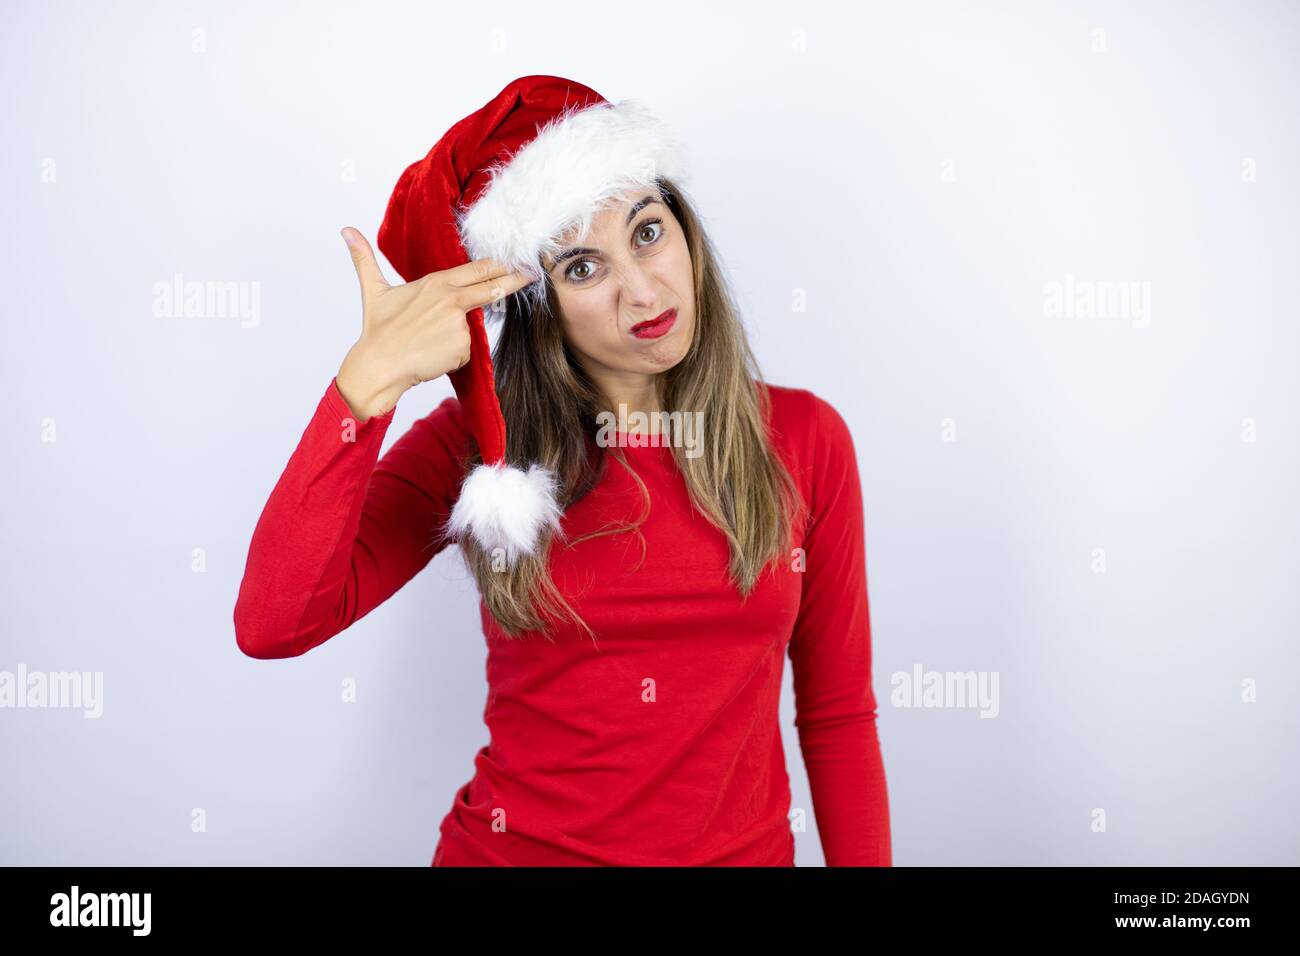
left=635, top=219, right=663, bottom=246
left=565, top=259, right=596, bottom=283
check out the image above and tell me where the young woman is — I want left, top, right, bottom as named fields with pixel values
left=233, top=76, right=892, bottom=867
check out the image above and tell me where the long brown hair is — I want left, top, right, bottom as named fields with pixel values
left=454, top=177, right=803, bottom=641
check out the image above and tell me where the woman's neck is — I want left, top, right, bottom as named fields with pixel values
left=590, top=369, right=663, bottom=435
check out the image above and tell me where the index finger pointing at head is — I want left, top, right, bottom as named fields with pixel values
left=458, top=268, right=539, bottom=310
left=443, top=256, right=539, bottom=287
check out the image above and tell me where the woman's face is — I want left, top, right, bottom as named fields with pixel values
left=542, top=189, right=695, bottom=384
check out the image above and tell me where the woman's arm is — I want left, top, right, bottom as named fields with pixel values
left=233, top=227, right=532, bottom=658
left=232, top=376, right=470, bottom=659
left=786, top=392, right=892, bottom=866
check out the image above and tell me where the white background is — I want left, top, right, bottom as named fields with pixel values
left=2, top=0, right=1296, bottom=865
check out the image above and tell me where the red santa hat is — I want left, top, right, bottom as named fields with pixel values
left=377, top=75, right=687, bottom=565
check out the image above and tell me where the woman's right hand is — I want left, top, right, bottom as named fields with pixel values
left=334, top=226, right=538, bottom=422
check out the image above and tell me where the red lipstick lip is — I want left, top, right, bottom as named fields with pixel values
left=630, top=308, right=677, bottom=339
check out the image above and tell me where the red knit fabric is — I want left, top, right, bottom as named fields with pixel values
left=233, top=377, right=892, bottom=866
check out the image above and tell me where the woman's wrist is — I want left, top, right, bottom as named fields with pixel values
left=336, top=350, right=405, bottom=423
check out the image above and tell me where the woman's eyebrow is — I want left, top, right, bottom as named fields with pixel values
left=551, top=245, right=598, bottom=270
left=623, top=194, right=661, bottom=224
left=548, top=195, right=663, bottom=271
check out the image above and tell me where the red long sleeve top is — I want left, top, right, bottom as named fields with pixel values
left=233, top=376, right=892, bottom=866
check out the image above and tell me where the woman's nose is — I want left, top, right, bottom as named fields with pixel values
left=616, top=259, right=659, bottom=307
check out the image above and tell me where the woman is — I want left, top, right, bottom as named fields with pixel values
left=233, top=75, right=891, bottom=867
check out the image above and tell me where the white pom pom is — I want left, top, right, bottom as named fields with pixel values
left=447, top=462, right=563, bottom=565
